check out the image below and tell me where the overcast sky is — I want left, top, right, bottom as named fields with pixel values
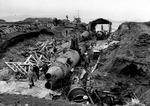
left=0, top=0, right=150, bottom=22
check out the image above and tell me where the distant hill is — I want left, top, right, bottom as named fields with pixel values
left=23, top=17, right=53, bottom=23
left=0, top=19, right=6, bottom=23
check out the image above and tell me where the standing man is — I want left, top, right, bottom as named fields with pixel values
left=33, top=65, right=40, bottom=80
left=70, top=35, right=79, bottom=52
left=28, top=66, right=35, bottom=88
left=41, top=63, right=49, bottom=75
left=28, top=65, right=39, bottom=88
left=84, top=52, right=90, bottom=69
left=66, top=15, right=68, bottom=20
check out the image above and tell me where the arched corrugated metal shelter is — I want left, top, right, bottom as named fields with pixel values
left=90, top=18, right=112, bottom=33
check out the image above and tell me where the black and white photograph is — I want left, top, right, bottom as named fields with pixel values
left=0, top=0, right=150, bottom=106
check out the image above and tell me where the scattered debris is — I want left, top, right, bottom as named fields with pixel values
left=0, top=18, right=150, bottom=106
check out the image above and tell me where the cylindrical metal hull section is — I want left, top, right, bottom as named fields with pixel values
left=45, top=66, right=63, bottom=81
left=57, top=49, right=80, bottom=68
left=45, top=49, right=80, bottom=89
left=68, top=84, right=89, bottom=103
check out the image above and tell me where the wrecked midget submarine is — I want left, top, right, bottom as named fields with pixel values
left=45, top=49, right=80, bottom=89
left=45, top=40, right=87, bottom=89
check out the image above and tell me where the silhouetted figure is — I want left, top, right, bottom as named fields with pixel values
left=84, top=53, right=90, bottom=69
left=33, top=65, right=39, bottom=80
left=28, top=67, right=35, bottom=88
left=53, top=18, right=58, bottom=26
left=66, top=15, right=68, bottom=20
left=65, top=30, right=68, bottom=36
left=70, top=35, right=79, bottom=51
left=41, top=63, right=49, bottom=75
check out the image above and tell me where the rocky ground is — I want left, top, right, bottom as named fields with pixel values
left=0, top=94, right=83, bottom=106
left=0, top=21, right=150, bottom=106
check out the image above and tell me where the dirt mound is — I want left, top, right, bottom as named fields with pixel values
left=97, top=22, right=150, bottom=105
left=101, top=22, right=150, bottom=75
